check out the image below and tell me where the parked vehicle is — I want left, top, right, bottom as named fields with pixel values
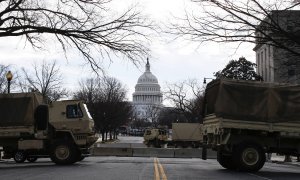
left=202, top=79, right=300, bottom=172
left=144, top=123, right=203, bottom=148
left=0, top=92, right=97, bottom=164
left=118, top=126, right=129, bottom=135
left=144, top=127, right=168, bottom=147
left=128, top=128, right=145, bottom=136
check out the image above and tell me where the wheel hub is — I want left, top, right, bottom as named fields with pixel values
left=242, top=147, right=259, bottom=166
left=15, top=152, right=24, bottom=161
left=55, top=145, right=70, bottom=160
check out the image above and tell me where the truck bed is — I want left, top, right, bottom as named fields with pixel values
left=172, top=123, right=203, bottom=141
left=203, top=114, right=300, bottom=135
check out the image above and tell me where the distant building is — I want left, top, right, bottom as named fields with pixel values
left=132, top=58, right=163, bottom=121
left=253, top=10, right=300, bottom=83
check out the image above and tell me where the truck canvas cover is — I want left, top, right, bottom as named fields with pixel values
left=204, top=79, right=300, bottom=123
left=0, top=93, right=43, bottom=126
left=172, top=123, right=203, bottom=141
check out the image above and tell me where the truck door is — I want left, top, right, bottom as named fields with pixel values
left=35, top=105, right=49, bottom=130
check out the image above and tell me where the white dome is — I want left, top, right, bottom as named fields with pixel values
left=132, top=58, right=163, bottom=107
left=137, top=72, right=158, bottom=84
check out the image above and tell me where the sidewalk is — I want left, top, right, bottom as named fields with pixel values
left=269, top=154, right=300, bottom=166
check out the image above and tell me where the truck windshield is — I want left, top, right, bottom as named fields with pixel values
left=66, top=104, right=83, bottom=118
left=84, top=104, right=93, bottom=119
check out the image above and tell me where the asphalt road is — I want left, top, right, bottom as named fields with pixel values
left=0, top=156, right=300, bottom=180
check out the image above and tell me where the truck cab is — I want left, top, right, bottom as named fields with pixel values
left=143, top=128, right=168, bottom=148
left=49, top=100, right=96, bottom=147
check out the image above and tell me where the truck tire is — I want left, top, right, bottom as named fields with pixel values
left=14, top=151, right=27, bottom=163
left=50, top=141, right=79, bottom=165
left=233, top=142, right=265, bottom=172
left=217, top=150, right=236, bottom=170
left=27, top=157, right=38, bottom=163
left=76, top=152, right=85, bottom=161
left=154, top=139, right=161, bottom=148
left=78, top=156, right=85, bottom=161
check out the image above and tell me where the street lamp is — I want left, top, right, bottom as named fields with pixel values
left=6, top=71, right=13, bottom=93
left=203, top=77, right=213, bottom=84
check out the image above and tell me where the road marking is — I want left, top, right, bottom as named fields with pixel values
left=154, top=158, right=160, bottom=180
left=157, top=158, right=167, bottom=180
left=154, top=158, right=168, bottom=180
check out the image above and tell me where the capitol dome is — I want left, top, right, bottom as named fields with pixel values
left=137, top=62, right=158, bottom=84
left=132, top=59, right=163, bottom=119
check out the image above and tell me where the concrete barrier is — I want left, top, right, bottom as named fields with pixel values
left=92, top=147, right=133, bottom=157
left=174, top=148, right=202, bottom=158
left=96, top=143, right=146, bottom=148
left=96, top=143, right=131, bottom=148
left=91, top=147, right=217, bottom=159
left=206, top=149, right=217, bottom=159
left=130, top=143, right=147, bottom=148
left=133, top=148, right=174, bottom=158
left=173, top=148, right=216, bottom=159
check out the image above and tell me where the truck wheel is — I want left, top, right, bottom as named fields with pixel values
left=27, top=157, right=38, bottom=163
left=78, top=156, right=85, bottom=161
left=217, top=150, right=236, bottom=170
left=50, top=141, right=79, bottom=165
left=154, top=139, right=161, bottom=148
left=233, top=142, right=265, bottom=172
left=76, top=152, right=85, bottom=161
left=14, top=151, right=27, bottom=163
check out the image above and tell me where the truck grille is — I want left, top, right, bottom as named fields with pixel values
left=76, top=135, right=86, bottom=140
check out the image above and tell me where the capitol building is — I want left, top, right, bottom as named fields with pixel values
left=132, top=58, right=163, bottom=120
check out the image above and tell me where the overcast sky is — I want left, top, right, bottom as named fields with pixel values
left=0, top=0, right=256, bottom=105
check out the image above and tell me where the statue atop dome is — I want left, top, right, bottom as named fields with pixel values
left=146, top=57, right=150, bottom=72
left=137, top=58, right=158, bottom=84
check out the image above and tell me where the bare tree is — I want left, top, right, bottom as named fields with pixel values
left=74, top=78, right=98, bottom=104
left=164, top=79, right=204, bottom=122
left=144, top=105, right=161, bottom=126
left=0, top=0, right=154, bottom=70
left=169, top=0, right=300, bottom=57
left=22, top=60, right=67, bottom=101
left=0, top=64, right=10, bottom=93
left=74, top=76, right=132, bottom=141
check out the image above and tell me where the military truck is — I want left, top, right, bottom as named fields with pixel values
left=144, top=127, right=168, bottom=148
left=202, top=79, right=300, bottom=172
left=0, top=92, right=97, bottom=164
left=144, top=123, right=203, bottom=148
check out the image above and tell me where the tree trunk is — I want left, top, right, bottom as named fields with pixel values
left=101, top=132, right=105, bottom=142
left=112, top=130, right=115, bottom=139
left=284, top=155, right=292, bottom=162
left=114, top=130, right=118, bottom=139
left=109, top=131, right=112, bottom=140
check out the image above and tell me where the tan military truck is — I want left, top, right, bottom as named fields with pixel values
left=0, top=92, right=97, bottom=164
left=144, top=123, right=203, bottom=148
left=144, top=127, right=168, bottom=148
left=202, top=79, right=300, bottom=172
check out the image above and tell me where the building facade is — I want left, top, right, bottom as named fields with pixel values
left=132, top=59, right=163, bottom=120
left=254, top=10, right=300, bottom=84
